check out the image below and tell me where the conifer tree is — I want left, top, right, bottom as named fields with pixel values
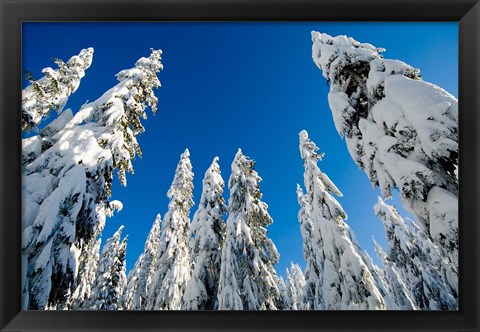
left=356, top=244, right=409, bottom=310
left=86, top=226, right=128, bottom=310
left=297, top=130, right=385, bottom=310
left=217, top=149, right=280, bottom=310
left=285, top=262, right=306, bottom=310
left=311, top=32, right=458, bottom=269
left=275, top=276, right=289, bottom=310
left=373, top=239, right=416, bottom=310
left=22, top=48, right=93, bottom=132
left=374, top=197, right=457, bottom=310
left=296, top=184, right=323, bottom=310
left=146, top=149, right=194, bottom=310
left=22, top=48, right=163, bottom=309
left=124, top=214, right=162, bottom=310
left=70, top=237, right=101, bottom=309
left=183, top=157, right=226, bottom=310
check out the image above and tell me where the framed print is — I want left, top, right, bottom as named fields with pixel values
left=1, top=0, right=479, bottom=331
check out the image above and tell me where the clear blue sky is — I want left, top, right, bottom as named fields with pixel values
left=22, top=22, right=458, bottom=278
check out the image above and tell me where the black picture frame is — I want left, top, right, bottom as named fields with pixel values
left=1, top=0, right=478, bottom=331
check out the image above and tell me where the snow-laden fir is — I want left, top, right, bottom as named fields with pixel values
left=146, top=149, right=194, bottom=310
left=183, top=157, right=227, bottom=310
left=217, top=149, right=281, bottom=310
left=373, top=240, right=416, bottom=310
left=70, top=237, right=101, bottom=309
left=374, top=198, right=458, bottom=310
left=21, top=48, right=163, bottom=310
left=297, top=130, right=386, bottom=310
left=275, top=276, right=289, bottom=310
left=22, top=48, right=93, bottom=132
left=123, top=214, right=162, bottom=310
left=285, top=262, right=306, bottom=310
left=84, top=226, right=128, bottom=310
left=311, top=32, right=458, bottom=270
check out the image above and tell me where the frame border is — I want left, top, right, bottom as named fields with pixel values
left=1, top=1, right=479, bottom=331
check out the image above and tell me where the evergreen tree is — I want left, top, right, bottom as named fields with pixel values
left=297, top=130, right=385, bottom=310
left=373, top=239, right=416, bottom=310
left=70, top=237, right=101, bottom=309
left=22, top=48, right=93, bottom=132
left=146, top=149, right=194, bottom=310
left=311, top=32, right=458, bottom=269
left=285, top=262, right=306, bottom=310
left=217, top=149, right=280, bottom=310
left=183, top=157, right=227, bottom=310
left=356, top=244, right=409, bottom=310
left=296, top=184, right=323, bottom=310
left=124, top=214, right=162, bottom=310
left=86, top=226, right=128, bottom=310
left=22, top=48, right=163, bottom=309
left=275, top=276, right=290, bottom=310
left=374, top=197, right=457, bottom=310
left=22, top=108, right=76, bottom=167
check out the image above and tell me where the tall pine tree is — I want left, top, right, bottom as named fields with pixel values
left=22, top=48, right=163, bottom=309
left=146, top=149, right=194, bottom=310
left=70, top=237, right=101, bottom=309
left=217, top=149, right=280, bottom=310
left=297, top=129, right=385, bottom=310
left=296, top=184, right=323, bottom=310
left=85, top=226, right=128, bottom=310
left=311, top=32, right=458, bottom=269
left=275, top=276, right=289, bottom=310
left=374, top=197, right=457, bottom=310
left=124, top=214, right=162, bottom=310
left=373, top=239, right=416, bottom=310
left=22, top=48, right=93, bottom=132
left=183, top=157, right=226, bottom=310
left=285, top=262, right=306, bottom=310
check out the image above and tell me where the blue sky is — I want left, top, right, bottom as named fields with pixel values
left=22, top=22, right=458, bottom=278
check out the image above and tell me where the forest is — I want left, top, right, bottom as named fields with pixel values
left=21, top=31, right=458, bottom=311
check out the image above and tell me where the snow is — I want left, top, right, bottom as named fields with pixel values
left=35, top=165, right=86, bottom=244
left=298, top=130, right=385, bottom=310
left=146, top=150, right=194, bottom=310
left=218, top=149, right=280, bottom=310
left=426, top=187, right=458, bottom=261
left=22, top=48, right=164, bottom=309
left=311, top=31, right=458, bottom=271
left=123, top=215, right=161, bottom=310
left=22, top=135, right=42, bottom=166
left=374, top=197, right=458, bottom=310
left=22, top=48, right=93, bottom=132
left=86, top=226, right=127, bottom=310
left=184, top=157, right=226, bottom=310
left=21, top=31, right=459, bottom=312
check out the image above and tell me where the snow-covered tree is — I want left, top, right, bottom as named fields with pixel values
left=146, top=149, right=194, bottom=310
left=22, top=108, right=78, bottom=167
left=372, top=239, right=416, bottom=310
left=275, top=276, right=290, bottom=310
left=285, top=262, right=306, bottom=310
left=85, top=226, right=128, bottom=310
left=124, top=214, right=162, bottom=310
left=22, top=48, right=93, bottom=132
left=311, top=32, right=458, bottom=269
left=22, top=48, right=163, bottom=309
left=296, top=184, right=322, bottom=310
left=70, top=237, right=101, bottom=309
left=183, top=157, right=226, bottom=310
left=217, top=149, right=280, bottom=310
left=353, top=243, right=411, bottom=310
left=297, top=129, right=385, bottom=310
left=374, top=197, right=457, bottom=310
